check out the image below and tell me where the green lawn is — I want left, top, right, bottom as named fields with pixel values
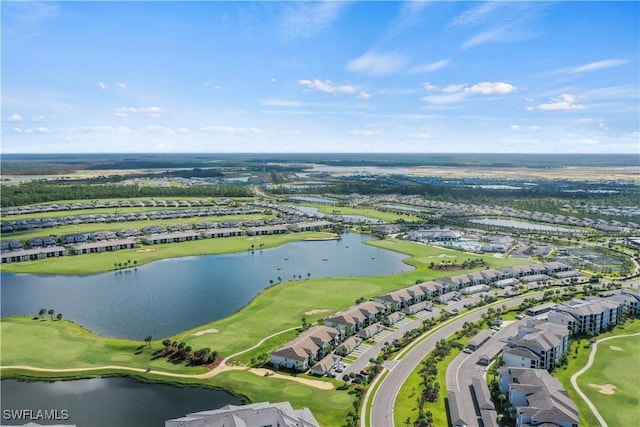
left=314, top=205, right=421, bottom=223
left=0, top=317, right=354, bottom=426
left=555, top=320, right=640, bottom=426
left=577, top=328, right=640, bottom=426
left=0, top=317, right=206, bottom=374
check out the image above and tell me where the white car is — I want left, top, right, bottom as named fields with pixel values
left=463, top=348, right=473, bottom=354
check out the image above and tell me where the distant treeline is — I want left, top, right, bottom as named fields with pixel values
left=0, top=181, right=252, bottom=207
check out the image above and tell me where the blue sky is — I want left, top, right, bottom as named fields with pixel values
left=2, top=1, right=638, bottom=154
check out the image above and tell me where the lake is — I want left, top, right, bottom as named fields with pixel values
left=0, top=377, right=242, bottom=427
left=1, top=233, right=412, bottom=339
left=470, top=218, right=582, bottom=233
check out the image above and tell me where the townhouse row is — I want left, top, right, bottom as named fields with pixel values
left=0, top=221, right=334, bottom=264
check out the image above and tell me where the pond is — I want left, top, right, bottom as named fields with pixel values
left=288, top=196, right=337, bottom=204
left=1, top=233, right=413, bottom=340
left=0, top=377, right=242, bottom=427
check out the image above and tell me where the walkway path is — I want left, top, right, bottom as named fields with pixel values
left=570, top=332, right=640, bottom=427
left=0, top=325, right=334, bottom=390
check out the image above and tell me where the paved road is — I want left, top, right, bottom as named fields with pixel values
left=341, top=294, right=488, bottom=378
left=366, top=293, right=539, bottom=427
left=445, top=320, right=524, bottom=427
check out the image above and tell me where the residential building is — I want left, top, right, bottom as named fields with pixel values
left=468, top=330, right=493, bottom=351
left=498, top=367, right=579, bottom=427
left=548, top=297, right=622, bottom=334
left=503, top=320, right=569, bottom=370
left=270, top=325, right=342, bottom=371
left=324, top=301, right=386, bottom=333
left=165, top=401, right=320, bottom=427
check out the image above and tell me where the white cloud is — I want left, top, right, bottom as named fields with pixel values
left=117, top=82, right=127, bottom=88
left=570, top=59, right=628, bottom=73
left=25, top=127, right=51, bottom=134
left=261, top=98, right=303, bottom=107
left=408, top=132, right=432, bottom=139
left=537, top=94, right=587, bottom=111
left=279, top=2, right=346, bottom=40
left=529, top=125, right=542, bottom=131
left=449, top=2, right=502, bottom=28
left=113, top=106, right=166, bottom=118
left=510, top=125, right=521, bottom=131
left=346, top=51, right=408, bottom=77
left=382, top=0, right=430, bottom=41
left=298, top=79, right=355, bottom=95
left=97, top=81, right=107, bottom=90
left=422, top=82, right=438, bottom=92
left=465, top=82, right=515, bottom=95
left=422, top=92, right=467, bottom=105
left=443, top=84, right=465, bottom=93
left=409, top=59, right=450, bottom=74
left=422, top=81, right=515, bottom=104
left=31, top=115, right=48, bottom=122
left=74, top=125, right=132, bottom=134
left=13, top=127, right=23, bottom=133
left=198, top=125, right=261, bottom=136
left=3, top=1, right=58, bottom=26
left=7, top=113, right=24, bottom=122
left=357, top=91, right=371, bottom=100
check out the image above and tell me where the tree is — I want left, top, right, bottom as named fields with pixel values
left=38, top=308, right=46, bottom=319
left=145, top=336, right=153, bottom=347
left=162, top=339, right=171, bottom=348
left=56, top=313, right=63, bottom=321
left=48, top=309, right=55, bottom=320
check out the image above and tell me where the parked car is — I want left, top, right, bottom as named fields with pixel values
left=463, top=348, right=473, bottom=354
left=359, top=370, right=370, bottom=376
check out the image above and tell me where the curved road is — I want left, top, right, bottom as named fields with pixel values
left=366, top=293, right=540, bottom=427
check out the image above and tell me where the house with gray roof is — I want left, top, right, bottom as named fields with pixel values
left=504, top=320, right=569, bottom=370
left=334, top=336, right=360, bottom=357
left=548, top=297, right=622, bottom=335
left=467, top=330, right=493, bottom=351
left=270, top=325, right=342, bottom=371
left=498, top=367, right=578, bottom=427
left=324, top=301, right=386, bottom=333
left=165, top=401, right=320, bottom=427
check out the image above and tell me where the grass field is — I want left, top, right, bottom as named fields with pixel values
left=555, top=319, right=640, bottom=426
left=0, top=317, right=206, bottom=374
left=577, top=328, right=640, bottom=426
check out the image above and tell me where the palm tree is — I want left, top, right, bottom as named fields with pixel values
left=145, top=336, right=153, bottom=347
left=133, top=260, right=138, bottom=268
left=38, top=308, right=47, bottom=319
left=48, top=309, right=55, bottom=320
left=56, top=313, right=63, bottom=321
